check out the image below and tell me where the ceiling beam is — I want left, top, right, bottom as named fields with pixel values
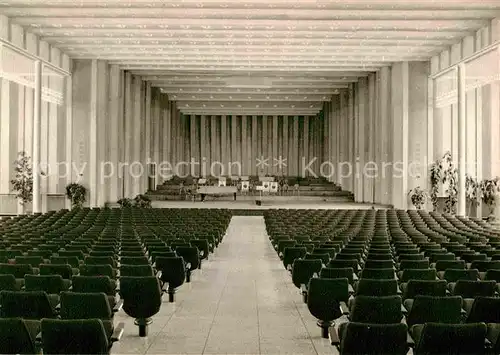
left=12, top=17, right=488, bottom=30
left=159, top=88, right=341, bottom=95
left=119, top=65, right=382, bottom=72
left=163, top=93, right=332, bottom=101
left=2, top=0, right=500, bottom=10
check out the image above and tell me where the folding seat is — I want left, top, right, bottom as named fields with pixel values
left=398, top=259, right=429, bottom=270
left=329, top=322, right=410, bottom=355
left=276, top=240, right=296, bottom=256
left=402, top=280, right=447, bottom=300
left=0, top=263, right=34, bottom=287
left=40, top=318, right=123, bottom=355
left=461, top=253, right=488, bottom=264
left=50, top=256, right=80, bottom=269
left=90, top=251, right=116, bottom=258
left=189, top=239, right=210, bottom=260
left=363, top=259, right=394, bottom=269
left=80, top=264, right=117, bottom=279
left=24, top=275, right=69, bottom=306
left=365, top=253, right=393, bottom=261
left=398, top=268, right=437, bottom=283
left=58, top=250, right=85, bottom=260
left=397, top=252, right=425, bottom=261
left=60, top=292, right=122, bottom=339
left=355, top=278, right=399, bottom=297
left=434, top=259, right=466, bottom=271
left=0, top=318, right=41, bottom=354
left=85, top=256, right=118, bottom=268
left=175, top=246, right=200, bottom=280
left=312, top=247, right=337, bottom=259
left=39, top=263, right=73, bottom=282
left=27, top=250, right=53, bottom=260
left=291, top=259, right=322, bottom=302
left=150, top=251, right=176, bottom=264
left=120, top=256, right=149, bottom=266
left=450, top=280, right=497, bottom=299
left=0, top=274, right=22, bottom=291
left=282, top=247, right=307, bottom=270
left=484, top=269, right=500, bottom=283
left=348, top=295, right=403, bottom=324
left=119, top=276, right=162, bottom=337
left=404, top=295, right=463, bottom=329
left=0, top=290, right=58, bottom=319
left=155, top=256, right=185, bottom=302
left=440, top=268, right=479, bottom=282
left=306, top=278, right=349, bottom=338
left=120, top=265, right=154, bottom=277
left=471, top=261, right=500, bottom=279
left=304, top=252, right=330, bottom=265
left=359, top=268, right=395, bottom=280
left=320, top=267, right=357, bottom=287
left=411, top=322, right=487, bottom=355
left=14, top=256, right=44, bottom=273
left=71, top=276, right=117, bottom=308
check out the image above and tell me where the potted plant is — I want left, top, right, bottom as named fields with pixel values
left=466, top=175, right=481, bottom=216
left=65, top=183, right=87, bottom=208
left=408, top=186, right=428, bottom=210
left=429, top=157, right=442, bottom=211
left=10, top=151, right=33, bottom=214
left=134, top=194, right=152, bottom=208
left=480, top=177, right=500, bottom=220
left=117, top=198, right=133, bottom=207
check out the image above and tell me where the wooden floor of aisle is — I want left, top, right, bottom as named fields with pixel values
left=111, top=216, right=336, bottom=355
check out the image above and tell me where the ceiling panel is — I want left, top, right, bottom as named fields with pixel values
left=2, top=0, right=498, bottom=115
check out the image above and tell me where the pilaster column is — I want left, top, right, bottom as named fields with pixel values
left=32, top=60, right=42, bottom=213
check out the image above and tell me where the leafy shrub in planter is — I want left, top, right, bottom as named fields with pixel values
left=117, top=198, right=133, bottom=207
left=480, top=177, right=500, bottom=218
left=65, top=183, right=87, bottom=208
left=134, top=194, right=152, bottom=208
left=10, top=151, right=33, bottom=205
left=408, top=186, right=428, bottom=210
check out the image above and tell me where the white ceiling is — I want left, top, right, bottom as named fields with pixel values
left=2, top=0, right=499, bottom=115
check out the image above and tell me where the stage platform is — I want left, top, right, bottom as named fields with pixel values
left=151, top=199, right=391, bottom=211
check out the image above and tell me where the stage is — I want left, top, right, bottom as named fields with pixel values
left=151, top=198, right=391, bottom=211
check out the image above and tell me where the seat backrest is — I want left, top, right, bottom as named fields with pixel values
left=0, top=318, right=36, bottom=354
left=79, top=264, right=115, bottom=279
left=360, top=268, right=395, bottom=280
left=0, top=274, right=18, bottom=291
left=155, top=256, right=185, bottom=288
left=71, top=276, right=115, bottom=295
left=356, top=278, right=398, bottom=296
left=60, top=292, right=112, bottom=319
left=24, top=274, right=65, bottom=294
left=363, top=260, right=394, bottom=269
left=350, top=295, right=403, bottom=324
left=416, top=322, right=487, bottom=355
left=400, top=268, right=437, bottom=282
left=307, top=278, right=348, bottom=321
left=443, top=268, right=479, bottom=282
left=119, top=276, right=162, bottom=319
left=340, top=322, right=409, bottom=355
left=434, top=260, right=465, bottom=271
left=404, top=280, right=447, bottom=299
left=484, top=269, right=500, bottom=282
left=399, top=259, right=429, bottom=270
left=453, top=280, right=497, bottom=298
left=467, top=297, right=500, bottom=323
left=0, top=263, right=34, bottom=278
left=406, top=295, right=463, bottom=328
left=291, top=259, right=322, bottom=288
left=320, top=267, right=354, bottom=284
left=119, top=256, right=149, bottom=266
left=471, top=261, right=500, bottom=272
left=0, top=290, right=55, bottom=319
left=41, top=318, right=109, bottom=355
left=40, top=264, right=73, bottom=279
left=120, top=264, right=154, bottom=277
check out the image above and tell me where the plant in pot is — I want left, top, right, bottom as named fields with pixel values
left=65, top=183, right=87, bottom=209
left=466, top=175, right=481, bottom=216
left=134, top=194, right=152, bottom=208
left=429, top=157, right=443, bottom=211
left=408, top=186, right=428, bottom=210
left=10, top=151, right=33, bottom=213
left=480, top=177, right=500, bottom=221
left=117, top=198, right=133, bottom=207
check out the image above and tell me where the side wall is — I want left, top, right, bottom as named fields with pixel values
left=0, top=15, right=70, bottom=214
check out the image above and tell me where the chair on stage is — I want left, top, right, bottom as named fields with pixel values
left=218, top=177, right=227, bottom=187
left=241, top=181, right=250, bottom=195
left=270, top=182, right=279, bottom=195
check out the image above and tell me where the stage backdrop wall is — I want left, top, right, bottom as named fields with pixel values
left=169, top=114, right=325, bottom=178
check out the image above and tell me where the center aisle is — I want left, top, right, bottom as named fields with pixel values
left=112, top=216, right=334, bottom=355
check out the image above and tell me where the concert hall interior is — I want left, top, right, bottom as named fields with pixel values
left=1, top=1, right=500, bottom=354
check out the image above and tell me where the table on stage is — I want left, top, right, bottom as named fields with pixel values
left=196, top=186, right=238, bottom=201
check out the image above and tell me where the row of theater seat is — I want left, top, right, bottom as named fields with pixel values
left=0, top=207, right=231, bottom=354
left=265, top=208, right=500, bottom=354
